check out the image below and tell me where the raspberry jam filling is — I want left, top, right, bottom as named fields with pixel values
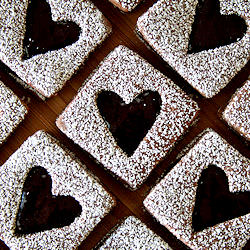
left=192, top=165, right=250, bottom=232
left=188, top=0, right=247, bottom=53
left=97, top=90, right=162, bottom=156
left=22, top=0, right=81, bottom=60
left=15, top=166, right=82, bottom=234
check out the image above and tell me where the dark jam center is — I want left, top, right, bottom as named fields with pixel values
left=188, top=0, right=247, bottom=53
left=97, top=90, right=162, bottom=156
left=22, top=0, right=80, bottom=60
left=192, top=165, right=250, bottom=232
left=15, top=166, right=82, bottom=234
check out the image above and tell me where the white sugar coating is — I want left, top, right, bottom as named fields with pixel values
left=0, top=131, right=115, bottom=249
left=0, top=0, right=111, bottom=98
left=0, top=80, right=27, bottom=145
left=99, top=216, right=172, bottom=249
left=108, top=0, right=142, bottom=12
left=144, top=129, right=250, bottom=249
left=137, top=0, right=250, bottom=98
left=223, top=80, right=250, bottom=140
left=56, top=45, right=199, bottom=189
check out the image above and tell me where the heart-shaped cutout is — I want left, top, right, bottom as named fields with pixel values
left=188, top=0, right=247, bottom=53
left=22, top=0, right=81, bottom=60
left=192, top=165, right=250, bottom=232
left=15, top=166, right=82, bottom=234
left=97, top=90, right=162, bottom=156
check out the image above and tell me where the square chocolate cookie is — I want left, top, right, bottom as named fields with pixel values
left=137, top=0, right=249, bottom=98
left=0, top=131, right=115, bottom=249
left=223, top=79, right=250, bottom=140
left=56, top=45, right=199, bottom=189
left=0, top=80, right=27, bottom=145
left=144, top=129, right=250, bottom=249
left=0, top=0, right=111, bottom=98
left=98, top=216, right=171, bottom=249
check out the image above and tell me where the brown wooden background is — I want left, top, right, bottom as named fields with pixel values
left=0, top=0, right=249, bottom=249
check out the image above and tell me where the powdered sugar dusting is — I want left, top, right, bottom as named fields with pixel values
left=0, top=131, right=115, bottom=249
left=223, top=80, right=250, bottom=140
left=144, top=129, right=250, bottom=249
left=109, top=0, right=142, bottom=11
left=0, top=80, right=27, bottom=144
left=56, top=45, right=199, bottom=189
left=0, top=0, right=111, bottom=98
left=137, top=0, right=250, bottom=98
left=99, top=216, right=172, bottom=249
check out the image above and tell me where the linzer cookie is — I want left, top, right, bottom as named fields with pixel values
left=56, top=45, right=199, bottom=189
left=223, top=79, right=250, bottom=140
left=137, top=0, right=250, bottom=98
left=0, top=131, right=115, bottom=249
left=108, top=0, right=142, bottom=12
left=144, top=129, right=250, bottom=249
left=98, top=216, right=171, bottom=249
left=0, top=80, right=27, bottom=145
left=0, top=0, right=111, bottom=98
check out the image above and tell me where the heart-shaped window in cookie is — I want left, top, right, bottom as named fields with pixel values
left=22, top=0, right=81, bottom=60
left=97, top=90, right=162, bottom=156
left=15, top=166, right=82, bottom=234
left=192, top=165, right=250, bottom=232
left=188, top=0, right=247, bottom=53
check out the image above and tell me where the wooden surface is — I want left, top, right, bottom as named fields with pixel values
left=0, top=0, right=249, bottom=249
